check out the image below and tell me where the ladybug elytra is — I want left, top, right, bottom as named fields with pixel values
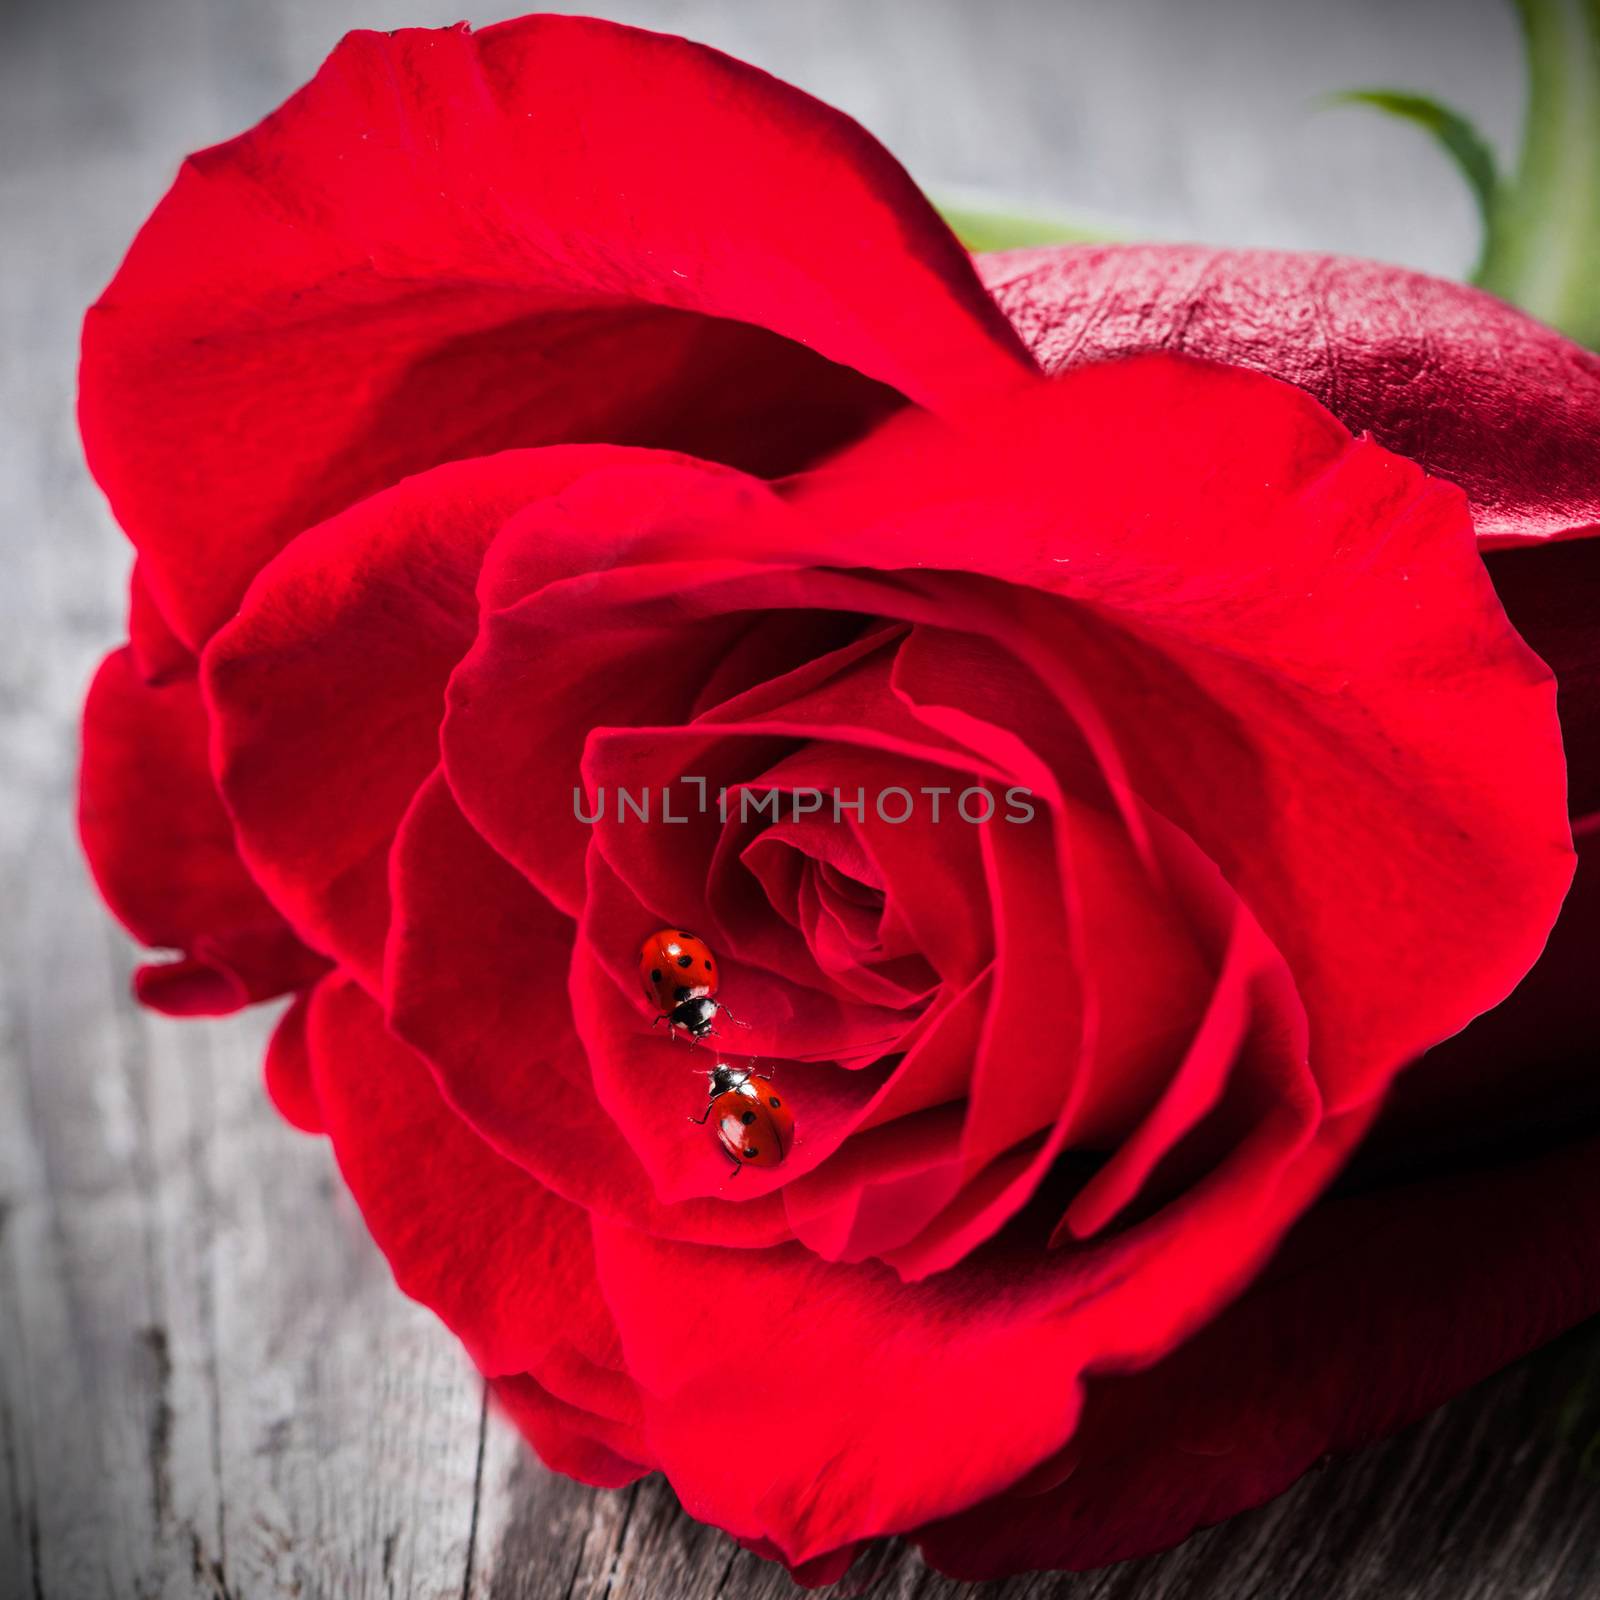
left=639, top=926, right=729, bottom=1039
left=690, top=1062, right=794, bottom=1175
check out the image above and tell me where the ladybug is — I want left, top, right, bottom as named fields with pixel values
left=639, top=926, right=729, bottom=1040
left=690, top=1063, right=795, bottom=1175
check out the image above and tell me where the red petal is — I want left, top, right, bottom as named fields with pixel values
left=491, top=1376, right=649, bottom=1490
left=131, top=959, right=251, bottom=1016
left=82, top=16, right=1028, bottom=647
left=202, top=449, right=630, bottom=989
left=305, top=973, right=643, bottom=1426
left=126, top=562, right=193, bottom=685
left=443, top=459, right=795, bottom=916
left=263, top=987, right=321, bottom=1134
left=981, top=243, right=1600, bottom=546
left=79, top=647, right=325, bottom=1014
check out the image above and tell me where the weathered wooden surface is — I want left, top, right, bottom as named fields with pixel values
left=4, top=0, right=1599, bottom=1595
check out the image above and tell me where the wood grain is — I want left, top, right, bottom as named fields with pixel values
left=2, top=1, right=1597, bottom=1595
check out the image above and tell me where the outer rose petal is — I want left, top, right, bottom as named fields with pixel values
left=591, top=1097, right=1373, bottom=1571
left=915, top=1127, right=1600, bottom=1578
left=305, top=971, right=649, bottom=1472
left=81, top=16, right=1030, bottom=647
left=79, top=647, right=326, bottom=1014
left=492, top=1376, right=649, bottom=1492
left=980, top=244, right=1600, bottom=546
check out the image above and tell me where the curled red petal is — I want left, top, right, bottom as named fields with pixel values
left=491, top=1376, right=650, bottom=1491
left=444, top=459, right=794, bottom=916
left=79, top=647, right=325, bottom=1014
left=82, top=15, right=1029, bottom=647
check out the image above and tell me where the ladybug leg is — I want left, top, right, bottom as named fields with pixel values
left=687, top=1104, right=713, bottom=1125
left=716, top=1002, right=751, bottom=1031
left=723, top=1152, right=743, bottom=1178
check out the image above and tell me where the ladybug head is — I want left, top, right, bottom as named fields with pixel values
left=673, top=995, right=718, bottom=1036
left=708, top=1062, right=740, bottom=1094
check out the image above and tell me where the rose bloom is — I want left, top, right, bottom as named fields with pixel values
left=77, top=15, right=1600, bottom=1585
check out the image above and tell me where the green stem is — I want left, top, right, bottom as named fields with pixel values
left=1477, top=0, right=1600, bottom=347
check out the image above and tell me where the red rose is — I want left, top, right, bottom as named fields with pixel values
left=76, top=16, right=1600, bottom=1584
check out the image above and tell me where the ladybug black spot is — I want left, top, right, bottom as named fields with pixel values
left=704, top=959, right=713, bottom=970
left=677, top=954, right=694, bottom=968
left=674, top=985, right=691, bottom=1002
left=769, top=1096, right=780, bottom=1107
left=650, top=967, right=662, bottom=984
left=740, top=1110, right=757, bottom=1125
left=744, top=1147, right=758, bottom=1158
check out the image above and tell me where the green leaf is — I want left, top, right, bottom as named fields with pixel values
left=1329, top=89, right=1501, bottom=238
left=932, top=197, right=1118, bottom=253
